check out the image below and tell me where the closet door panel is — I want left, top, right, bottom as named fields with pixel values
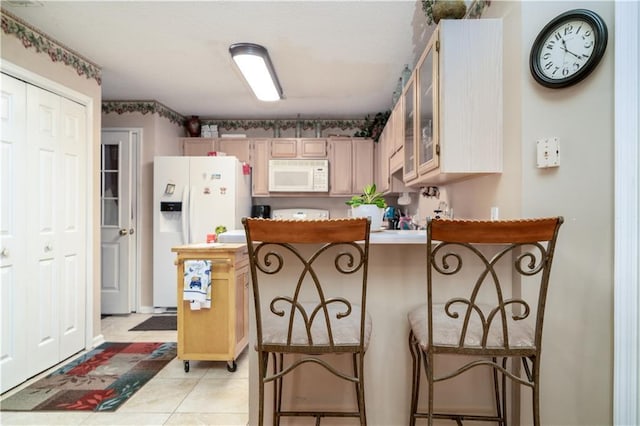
left=27, top=85, right=61, bottom=373
left=0, top=73, right=28, bottom=393
left=34, top=257, right=56, bottom=354
left=58, top=98, right=86, bottom=357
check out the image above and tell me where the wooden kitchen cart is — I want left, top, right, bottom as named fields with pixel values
left=172, top=243, right=249, bottom=372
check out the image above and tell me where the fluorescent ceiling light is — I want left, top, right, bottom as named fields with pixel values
left=229, top=43, right=283, bottom=102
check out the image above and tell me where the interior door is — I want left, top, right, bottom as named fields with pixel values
left=100, top=130, right=134, bottom=314
left=0, top=73, right=28, bottom=392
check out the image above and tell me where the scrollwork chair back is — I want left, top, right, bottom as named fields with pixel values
left=243, top=217, right=371, bottom=426
left=408, top=216, right=563, bottom=426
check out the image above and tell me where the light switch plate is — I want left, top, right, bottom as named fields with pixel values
left=536, top=137, right=560, bottom=168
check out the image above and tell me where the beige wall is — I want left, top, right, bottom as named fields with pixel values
left=1, top=33, right=103, bottom=339
left=519, top=2, right=614, bottom=425
left=431, top=1, right=614, bottom=424
left=102, top=112, right=183, bottom=309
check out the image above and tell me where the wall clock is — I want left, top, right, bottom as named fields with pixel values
left=529, top=9, right=608, bottom=89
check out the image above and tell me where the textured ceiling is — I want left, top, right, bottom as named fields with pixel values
left=3, top=1, right=434, bottom=120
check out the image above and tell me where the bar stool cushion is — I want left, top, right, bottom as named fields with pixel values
left=408, top=303, right=535, bottom=349
left=262, top=302, right=372, bottom=349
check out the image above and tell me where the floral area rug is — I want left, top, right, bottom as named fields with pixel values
left=0, top=342, right=176, bottom=412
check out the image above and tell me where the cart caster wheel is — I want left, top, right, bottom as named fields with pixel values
left=227, top=361, right=237, bottom=372
left=184, top=361, right=190, bottom=373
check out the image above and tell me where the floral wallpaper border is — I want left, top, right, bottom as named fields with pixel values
left=1, top=9, right=102, bottom=85
left=102, top=101, right=184, bottom=126
left=202, top=119, right=365, bottom=132
left=101, top=100, right=366, bottom=132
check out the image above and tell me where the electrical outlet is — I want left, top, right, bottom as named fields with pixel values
left=536, top=137, right=560, bottom=168
left=491, top=206, right=499, bottom=221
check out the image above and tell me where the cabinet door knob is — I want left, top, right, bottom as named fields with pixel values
left=1, top=248, right=9, bottom=257
left=44, top=244, right=53, bottom=252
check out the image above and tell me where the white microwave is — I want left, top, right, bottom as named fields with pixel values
left=268, top=159, right=329, bottom=192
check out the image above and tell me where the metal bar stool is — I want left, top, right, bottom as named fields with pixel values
left=408, top=217, right=563, bottom=426
left=243, top=217, right=372, bottom=425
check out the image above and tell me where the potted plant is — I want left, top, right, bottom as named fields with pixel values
left=353, top=111, right=390, bottom=143
left=421, top=0, right=467, bottom=25
left=345, top=184, right=387, bottom=230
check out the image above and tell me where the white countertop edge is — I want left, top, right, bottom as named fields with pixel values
left=217, top=229, right=427, bottom=245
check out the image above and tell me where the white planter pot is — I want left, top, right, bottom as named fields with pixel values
left=351, top=205, right=384, bottom=231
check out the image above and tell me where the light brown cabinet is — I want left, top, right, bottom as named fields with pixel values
left=219, top=139, right=251, bottom=164
left=375, top=124, right=413, bottom=195
left=374, top=127, right=390, bottom=193
left=376, top=141, right=414, bottom=195
left=376, top=97, right=417, bottom=195
left=329, top=138, right=353, bottom=195
left=404, top=19, right=503, bottom=186
left=329, top=137, right=374, bottom=196
left=390, top=101, right=403, bottom=155
left=416, top=31, right=438, bottom=177
left=402, top=72, right=417, bottom=182
left=250, top=139, right=270, bottom=196
left=182, top=137, right=214, bottom=156
left=270, top=139, right=297, bottom=158
left=270, top=138, right=327, bottom=158
left=352, top=139, right=375, bottom=194
left=181, top=137, right=251, bottom=164
left=300, top=138, right=328, bottom=157
left=172, top=243, right=249, bottom=373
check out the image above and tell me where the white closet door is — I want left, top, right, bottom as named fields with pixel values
left=58, top=97, right=86, bottom=359
left=26, top=84, right=62, bottom=374
left=1, top=72, right=88, bottom=393
left=0, top=74, right=29, bottom=392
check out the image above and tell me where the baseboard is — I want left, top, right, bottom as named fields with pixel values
left=91, top=334, right=105, bottom=348
left=148, top=306, right=177, bottom=314
left=137, top=305, right=157, bottom=314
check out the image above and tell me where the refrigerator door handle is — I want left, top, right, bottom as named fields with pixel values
left=181, top=186, right=189, bottom=244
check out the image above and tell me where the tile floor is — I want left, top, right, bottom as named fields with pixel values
left=0, top=313, right=248, bottom=426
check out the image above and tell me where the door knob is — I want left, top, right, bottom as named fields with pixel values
left=1, top=248, right=9, bottom=257
left=119, top=229, right=129, bottom=236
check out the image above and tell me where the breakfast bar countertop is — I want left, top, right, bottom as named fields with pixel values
left=218, top=228, right=427, bottom=245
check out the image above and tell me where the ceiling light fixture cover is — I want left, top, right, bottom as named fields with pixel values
left=229, top=43, right=283, bottom=102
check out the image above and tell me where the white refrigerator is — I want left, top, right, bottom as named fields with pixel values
left=153, top=156, right=251, bottom=307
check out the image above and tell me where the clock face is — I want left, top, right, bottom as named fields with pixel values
left=537, top=18, right=596, bottom=80
left=530, top=9, right=608, bottom=89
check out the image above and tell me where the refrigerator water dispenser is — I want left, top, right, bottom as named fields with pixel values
left=160, top=201, right=182, bottom=212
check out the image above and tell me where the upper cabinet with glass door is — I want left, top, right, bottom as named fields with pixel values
left=402, top=71, right=416, bottom=181
left=416, top=30, right=438, bottom=176
left=405, top=19, right=503, bottom=186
